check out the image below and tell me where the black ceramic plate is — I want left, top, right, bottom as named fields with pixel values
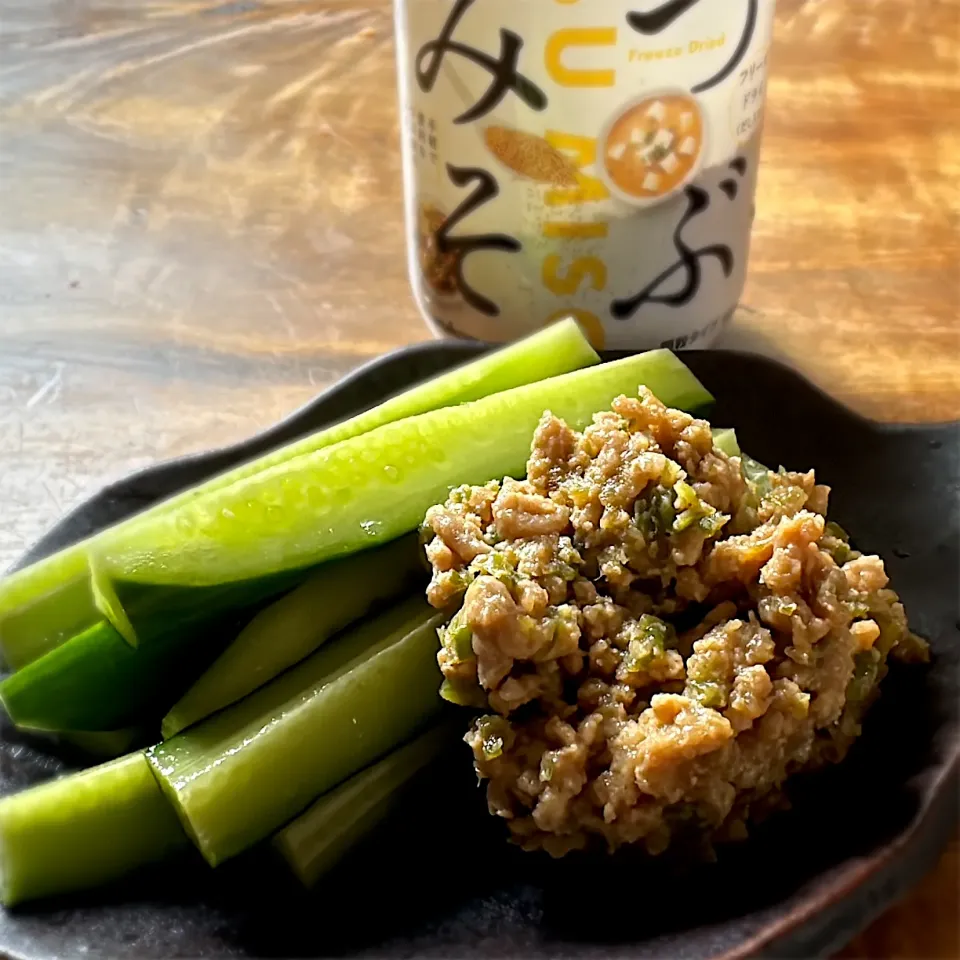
left=1, top=346, right=957, bottom=960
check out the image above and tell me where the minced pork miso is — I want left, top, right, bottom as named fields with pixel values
left=422, top=389, right=927, bottom=857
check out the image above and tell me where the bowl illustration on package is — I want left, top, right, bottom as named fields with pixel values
left=599, top=90, right=706, bottom=208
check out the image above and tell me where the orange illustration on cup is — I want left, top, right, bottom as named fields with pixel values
left=600, top=92, right=705, bottom=205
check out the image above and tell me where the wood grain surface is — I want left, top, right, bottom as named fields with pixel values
left=0, top=0, right=957, bottom=954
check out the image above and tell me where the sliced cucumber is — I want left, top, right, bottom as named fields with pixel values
left=711, top=427, right=739, bottom=458
left=273, top=723, right=456, bottom=888
left=101, top=352, right=712, bottom=587
left=1, top=355, right=712, bottom=734
left=0, top=752, right=188, bottom=906
left=1, top=619, right=224, bottom=732
left=58, top=728, right=146, bottom=760
left=161, top=534, right=424, bottom=738
left=0, top=574, right=98, bottom=671
left=0, top=569, right=306, bottom=731
left=0, top=319, right=598, bottom=669
left=147, top=597, right=445, bottom=867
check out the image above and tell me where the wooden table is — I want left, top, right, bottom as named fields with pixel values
left=0, top=0, right=956, bottom=954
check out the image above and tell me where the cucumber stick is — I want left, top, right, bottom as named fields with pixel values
left=0, top=752, right=188, bottom=906
left=0, top=569, right=305, bottom=731
left=1, top=621, right=213, bottom=732
left=274, top=723, right=455, bottom=888
left=100, top=351, right=712, bottom=587
left=0, top=357, right=714, bottom=734
left=0, top=319, right=598, bottom=669
left=0, top=575, right=99, bottom=671
left=147, top=597, right=445, bottom=867
left=161, top=533, right=424, bottom=738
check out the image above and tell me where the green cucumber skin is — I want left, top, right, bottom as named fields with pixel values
left=20, top=727, right=147, bottom=761
left=711, top=428, right=740, bottom=458
left=57, top=728, right=146, bottom=759
left=147, top=598, right=445, bottom=867
left=0, top=573, right=98, bottom=671
left=274, top=723, right=455, bottom=888
left=0, top=619, right=229, bottom=732
left=0, top=752, right=188, bottom=906
left=0, top=539, right=423, bottom=734
left=0, top=543, right=422, bottom=733
left=0, top=320, right=597, bottom=668
left=103, top=352, right=712, bottom=587
left=0, top=569, right=306, bottom=731
left=161, top=533, right=424, bottom=739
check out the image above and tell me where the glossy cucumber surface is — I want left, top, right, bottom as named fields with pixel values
left=161, top=534, right=425, bottom=738
left=101, top=352, right=711, bottom=587
left=0, top=570, right=303, bottom=731
left=0, top=752, right=188, bottom=906
left=0, top=320, right=597, bottom=668
left=147, top=598, right=445, bottom=866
